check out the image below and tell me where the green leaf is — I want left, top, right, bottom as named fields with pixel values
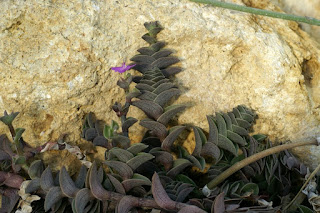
left=14, top=155, right=26, bottom=165
left=111, top=120, right=119, bottom=132
left=14, top=128, right=25, bottom=142
left=227, top=130, right=246, bottom=146
left=230, top=154, right=245, bottom=165
left=240, top=183, right=259, bottom=196
left=103, top=125, right=112, bottom=139
left=0, top=111, right=19, bottom=125
left=252, top=134, right=267, bottom=142
left=108, top=148, right=134, bottom=162
left=176, top=174, right=197, bottom=187
left=297, top=205, right=314, bottom=213
left=217, top=134, right=237, bottom=156
left=216, top=113, right=227, bottom=137
left=207, top=115, right=219, bottom=144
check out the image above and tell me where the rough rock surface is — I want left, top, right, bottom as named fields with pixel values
left=1, top=0, right=320, bottom=168
left=270, top=0, right=320, bottom=43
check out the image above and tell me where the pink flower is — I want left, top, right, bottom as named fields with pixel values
left=111, top=62, right=136, bottom=73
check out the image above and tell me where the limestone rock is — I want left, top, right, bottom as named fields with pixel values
left=270, top=0, right=320, bottom=43
left=1, top=0, right=320, bottom=169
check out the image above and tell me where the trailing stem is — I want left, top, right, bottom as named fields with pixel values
left=203, top=139, right=319, bottom=195
left=190, top=0, right=320, bottom=26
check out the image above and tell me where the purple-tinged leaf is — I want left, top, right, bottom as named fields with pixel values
left=152, top=172, right=177, bottom=210
left=102, top=201, right=109, bottom=213
left=111, top=135, right=131, bottom=149
left=131, top=55, right=155, bottom=64
left=162, top=126, right=185, bottom=152
left=227, top=130, right=246, bottom=146
left=0, top=135, right=15, bottom=157
left=0, top=150, right=10, bottom=161
left=4, top=173, right=24, bottom=189
left=225, top=204, right=240, bottom=211
left=201, top=142, right=220, bottom=162
left=109, top=148, right=134, bottom=163
left=192, top=127, right=203, bottom=156
left=126, top=153, right=154, bottom=171
left=142, top=34, right=157, bottom=44
left=186, top=155, right=203, bottom=170
left=152, top=79, right=170, bottom=88
left=167, top=159, right=192, bottom=178
left=116, top=196, right=138, bottom=213
left=232, top=108, right=242, bottom=118
left=157, top=105, right=186, bottom=126
left=107, top=174, right=126, bottom=195
left=40, top=167, right=55, bottom=192
left=150, top=41, right=166, bottom=52
left=153, top=82, right=176, bottom=95
left=122, top=178, right=151, bottom=192
left=241, top=112, right=254, bottom=123
left=75, top=165, right=87, bottom=189
left=133, top=63, right=151, bottom=73
left=153, top=151, right=173, bottom=171
left=105, top=161, right=133, bottom=180
left=154, top=88, right=180, bottom=107
left=207, top=116, right=219, bottom=144
left=84, top=128, right=97, bottom=141
left=86, top=112, right=95, bottom=128
left=44, top=186, right=64, bottom=212
left=137, top=47, right=155, bottom=56
left=89, top=162, right=114, bottom=201
left=231, top=124, right=248, bottom=136
left=161, top=67, right=183, bottom=77
left=25, top=178, right=41, bottom=194
left=140, top=120, right=167, bottom=141
left=0, top=188, right=19, bottom=213
left=135, top=83, right=155, bottom=92
left=235, top=118, right=251, bottom=129
left=188, top=199, right=205, bottom=210
left=228, top=112, right=238, bottom=125
left=28, top=160, right=44, bottom=180
left=221, top=112, right=233, bottom=130
left=151, top=57, right=179, bottom=69
left=286, top=156, right=297, bottom=170
left=132, top=100, right=163, bottom=120
left=213, top=192, right=225, bottom=213
left=126, top=91, right=141, bottom=102
left=122, top=117, right=138, bottom=132
left=242, top=166, right=256, bottom=178
left=137, top=90, right=157, bottom=101
left=75, top=188, right=94, bottom=213
left=217, top=134, right=237, bottom=156
left=59, top=166, right=80, bottom=198
left=216, top=113, right=227, bottom=137
left=127, top=143, right=148, bottom=155
left=176, top=186, right=194, bottom=202
left=152, top=49, right=173, bottom=59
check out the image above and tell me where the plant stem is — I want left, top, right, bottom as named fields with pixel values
left=284, top=162, right=320, bottom=211
left=204, top=140, right=318, bottom=191
left=190, top=0, right=320, bottom=26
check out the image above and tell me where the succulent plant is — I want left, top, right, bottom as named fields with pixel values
left=1, top=21, right=318, bottom=212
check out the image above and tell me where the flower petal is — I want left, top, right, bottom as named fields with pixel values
left=111, top=62, right=136, bottom=73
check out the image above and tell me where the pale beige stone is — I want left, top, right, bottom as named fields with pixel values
left=270, top=0, right=320, bottom=43
left=1, top=0, right=320, bottom=169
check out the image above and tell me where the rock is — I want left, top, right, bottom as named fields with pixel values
left=1, top=0, right=320, bottom=169
left=270, top=0, right=320, bottom=43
